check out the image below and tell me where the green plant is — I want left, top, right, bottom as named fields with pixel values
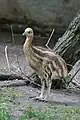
left=0, top=96, right=12, bottom=120
left=19, top=105, right=80, bottom=120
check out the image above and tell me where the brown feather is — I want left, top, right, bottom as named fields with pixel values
left=23, top=28, right=68, bottom=100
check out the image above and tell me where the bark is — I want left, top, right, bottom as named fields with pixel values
left=54, top=10, right=80, bottom=65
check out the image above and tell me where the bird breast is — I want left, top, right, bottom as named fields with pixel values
left=23, top=46, right=43, bottom=74
left=23, top=38, right=68, bottom=79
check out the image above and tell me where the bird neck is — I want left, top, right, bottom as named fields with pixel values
left=24, top=36, right=33, bottom=47
left=23, top=36, right=33, bottom=55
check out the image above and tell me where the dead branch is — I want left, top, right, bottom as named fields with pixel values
left=15, top=54, right=23, bottom=74
left=5, top=46, right=10, bottom=72
left=70, top=68, right=80, bottom=82
left=72, top=81, right=80, bottom=89
left=12, top=63, right=21, bottom=72
left=0, top=74, right=41, bottom=88
left=69, top=68, right=80, bottom=88
left=11, top=24, right=15, bottom=45
left=0, top=79, right=27, bottom=87
left=45, top=28, right=55, bottom=49
left=0, top=74, right=24, bottom=81
left=4, top=25, right=15, bottom=72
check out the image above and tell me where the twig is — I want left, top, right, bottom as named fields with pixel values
left=15, top=54, right=23, bottom=74
left=45, top=29, right=55, bottom=49
left=67, top=63, right=73, bottom=67
left=11, top=25, right=15, bottom=45
left=12, top=63, right=21, bottom=72
left=5, top=46, right=10, bottom=72
left=72, top=81, right=80, bottom=89
left=66, top=68, right=80, bottom=89
left=4, top=25, right=15, bottom=72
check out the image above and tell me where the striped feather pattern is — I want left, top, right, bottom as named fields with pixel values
left=23, top=28, right=68, bottom=99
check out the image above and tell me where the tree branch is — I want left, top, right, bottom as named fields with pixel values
left=5, top=46, right=10, bottom=72
left=45, top=29, right=55, bottom=49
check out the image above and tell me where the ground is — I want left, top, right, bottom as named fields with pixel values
left=0, top=34, right=80, bottom=119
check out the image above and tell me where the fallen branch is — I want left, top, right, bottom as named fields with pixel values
left=0, top=79, right=28, bottom=87
left=0, top=73, right=41, bottom=88
left=0, top=74, right=24, bottom=81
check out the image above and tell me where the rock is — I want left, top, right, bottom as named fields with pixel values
left=0, top=0, right=80, bottom=46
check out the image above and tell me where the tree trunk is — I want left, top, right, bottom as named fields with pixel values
left=54, top=10, right=80, bottom=65
left=30, top=10, right=80, bottom=89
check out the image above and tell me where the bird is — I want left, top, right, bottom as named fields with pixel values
left=22, top=27, right=68, bottom=100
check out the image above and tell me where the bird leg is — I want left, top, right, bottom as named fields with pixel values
left=44, top=80, right=52, bottom=100
left=36, top=79, right=45, bottom=100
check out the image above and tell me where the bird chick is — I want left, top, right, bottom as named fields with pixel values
left=22, top=28, right=68, bottom=100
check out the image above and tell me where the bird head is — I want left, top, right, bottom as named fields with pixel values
left=22, top=28, right=33, bottom=37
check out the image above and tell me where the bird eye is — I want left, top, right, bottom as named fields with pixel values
left=28, top=31, right=31, bottom=34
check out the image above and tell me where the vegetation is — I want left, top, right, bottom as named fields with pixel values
left=0, top=88, right=80, bottom=120
left=0, top=97, right=80, bottom=120
left=0, top=93, right=12, bottom=120
left=20, top=106, right=80, bottom=120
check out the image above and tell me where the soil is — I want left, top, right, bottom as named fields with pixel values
left=0, top=32, right=80, bottom=119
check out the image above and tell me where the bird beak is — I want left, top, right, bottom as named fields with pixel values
left=22, top=32, right=26, bottom=36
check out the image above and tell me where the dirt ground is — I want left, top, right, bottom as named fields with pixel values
left=0, top=33, right=80, bottom=119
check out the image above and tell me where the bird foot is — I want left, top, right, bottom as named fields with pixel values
left=35, top=95, right=43, bottom=100
left=34, top=96, right=47, bottom=102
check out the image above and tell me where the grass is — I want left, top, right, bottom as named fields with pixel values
left=20, top=105, right=80, bottom=120
left=0, top=103, right=12, bottom=120
left=0, top=94, right=12, bottom=120
left=0, top=88, right=80, bottom=120
left=0, top=104, right=80, bottom=120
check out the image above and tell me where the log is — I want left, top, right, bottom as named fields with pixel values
left=0, top=74, right=30, bottom=87
left=54, top=10, right=80, bottom=65
left=0, top=79, right=27, bottom=87
left=0, top=73, right=41, bottom=88
left=0, top=74, right=24, bottom=81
